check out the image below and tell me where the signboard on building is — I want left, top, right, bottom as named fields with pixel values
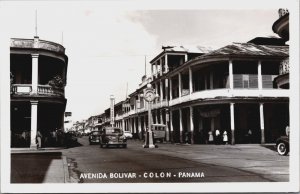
left=110, top=95, right=115, bottom=125
left=65, top=112, right=72, bottom=117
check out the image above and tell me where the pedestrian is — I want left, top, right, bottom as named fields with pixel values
left=285, top=126, right=290, bottom=137
left=208, top=130, right=214, bottom=144
left=185, top=131, right=189, bottom=144
left=223, top=130, right=228, bottom=145
left=247, top=129, right=252, bottom=143
left=36, top=130, right=42, bottom=149
left=215, top=129, right=220, bottom=144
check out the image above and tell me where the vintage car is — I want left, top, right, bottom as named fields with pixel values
left=276, top=136, right=289, bottom=156
left=99, top=127, right=127, bottom=148
left=89, top=130, right=102, bottom=145
left=152, top=124, right=166, bottom=143
left=124, top=131, right=133, bottom=139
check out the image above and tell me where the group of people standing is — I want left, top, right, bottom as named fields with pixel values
left=36, top=128, right=64, bottom=149
left=208, top=129, right=228, bottom=145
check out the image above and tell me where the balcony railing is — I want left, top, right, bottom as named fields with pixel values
left=10, top=38, right=65, bottom=54
left=233, top=74, right=258, bottom=89
left=38, top=85, right=65, bottom=96
left=12, top=84, right=32, bottom=93
left=11, top=84, right=64, bottom=96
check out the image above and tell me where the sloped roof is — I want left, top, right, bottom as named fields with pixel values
left=162, top=45, right=214, bottom=53
left=202, top=43, right=288, bottom=58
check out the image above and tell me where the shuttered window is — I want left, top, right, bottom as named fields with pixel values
left=262, top=75, right=277, bottom=88
left=233, top=74, right=258, bottom=89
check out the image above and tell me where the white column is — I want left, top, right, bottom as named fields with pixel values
left=258, top=60, right=262, bottom=90
left=122, top=119, right=125, bottom=130
left=170, top=78, right=173, bottom=100
left=170, top=110, right=173, bottom=142
left=30, top=100, right=38, bottom=148
left=260, top=103, right=265, bottom=144
left=160, top=58, right=163, bottom=76
left=133, top=117, right=136, bottom=133
left=138, top=116, right=142, bottom=139
left=230, top=103, right=235, bottom=145
left=160, top=80, right=163, bottom=101
left=229, top=60, right=234, bottom=89
left=151, top=64, right=154, bottom=78
left=179, top=108, right=183, bottom=143
left=189, top=106, right=194, bottom=144
left=155, top=83, right=158, bottom=103
left=184, top=54, right=188, bottom=62
left=178, top=73, right=182, bottom=97
left=189, top=67, right=193, bottom=95
left=166, top=110, right=170, bottom=141
left=165, top=54, right=168, bottom=73
left=155, top=63, right=158, bottom=76
left=31, top=54, right=39, bottom=93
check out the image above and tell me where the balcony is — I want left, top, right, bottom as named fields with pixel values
left=11, top=84, right=64, bottom=97
left=10, top=38, right=65, bottom=54
left=169, top=88, right=289, bottom=106
left=233, top=74, right=277, bottom=89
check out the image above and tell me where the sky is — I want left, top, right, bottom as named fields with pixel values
left=1, top=1, right=280, bottom=122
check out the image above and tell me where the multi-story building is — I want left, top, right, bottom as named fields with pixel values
left=85, top=114, right=104, bottom=133
left=10, top=36, right=68, bottom=148
left=96, top=9, right=290, bottom=145
left=273, top=8, right=289, bottom=89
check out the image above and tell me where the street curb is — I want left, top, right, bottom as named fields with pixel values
left=62, top=156, right=70, bottom=183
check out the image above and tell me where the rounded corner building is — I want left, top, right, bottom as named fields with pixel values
left=10, top=36, right=68, bottom=148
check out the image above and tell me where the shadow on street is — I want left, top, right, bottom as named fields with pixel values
left=260, top=144, right=277, bottom=152
left=11, top=152, right=62, bottom=183
left=65, top=141, right=83, bottom=149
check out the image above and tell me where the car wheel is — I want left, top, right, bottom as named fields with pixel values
left=123, top=144, right=127, bottom=148
left=277, top=142, right=289, bottom=156
left=100, top=144, right=103, bottom=148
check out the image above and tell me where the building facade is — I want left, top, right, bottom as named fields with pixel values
left=88, top=9, right=290, bottom=145
left=10, top=36, right=68, bottom=148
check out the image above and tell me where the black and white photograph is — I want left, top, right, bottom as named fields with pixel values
left=0, top=0, right=299, bottom=193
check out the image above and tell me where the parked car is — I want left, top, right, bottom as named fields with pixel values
left=100, top=127, right=127, bottom=148
left=65, top=131, right=78, bottom=146
left=89, top=130, right=102, bottom=145
left=152, top=124, right=166, bottom=143
left=124, top=131, right=133, bottom=139
left=276, top=136, right=289, bottom=156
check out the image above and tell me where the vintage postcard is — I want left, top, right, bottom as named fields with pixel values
left=0, top=0, right=299, bottom=193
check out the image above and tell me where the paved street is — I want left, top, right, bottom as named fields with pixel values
left=61, top=136, right=289, bottom=183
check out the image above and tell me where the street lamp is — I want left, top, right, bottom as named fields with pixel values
left=141, top=83, right=159, bottom=148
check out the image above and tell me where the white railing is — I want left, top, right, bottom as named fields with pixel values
left=11, top=38, right=65, bottom=53
left=12, top=84, right=32, bottom=93
left=169, top=88, right=290, bottom=106
left=11, top=84, right=64, bottom=96
left=38, top=85, right=64, bottom=96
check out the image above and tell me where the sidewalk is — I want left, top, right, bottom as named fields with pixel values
left=11, top=148, right=70, bottom=183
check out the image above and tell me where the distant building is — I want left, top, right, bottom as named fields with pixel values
left=10, top=36, right=68, bottom=148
